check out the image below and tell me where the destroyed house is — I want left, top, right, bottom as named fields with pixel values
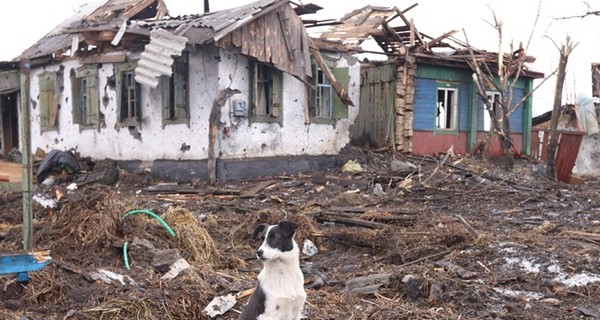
left=17, top=0, right=360, bottom=182
left=321, top=5, right=544, bottom=157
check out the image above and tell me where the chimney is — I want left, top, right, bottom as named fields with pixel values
left=204, top=0, right=210, bottom=13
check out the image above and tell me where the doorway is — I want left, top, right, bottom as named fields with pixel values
left=1, top=91, right=19, bottom=158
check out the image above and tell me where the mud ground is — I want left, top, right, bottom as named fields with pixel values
left=1, top=148, right=599, bottom=320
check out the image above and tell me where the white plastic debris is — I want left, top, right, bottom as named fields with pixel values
left=66, top=183, right=78, bottom=191
left=87, top=269, right=136, bottom=285
left=302, top=239, right=318, bottom=256
left=32, top=194, right=57, bottom=209
left=203, top=293, right=237, bottom=317
left=373, top=183, right=384, bottom=196
left=342, top=160, right=363, bottom=173
left=160, top=258, right=191, bottom=281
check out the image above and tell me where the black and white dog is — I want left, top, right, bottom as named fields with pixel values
left=238, top=221, right=306, bottom=320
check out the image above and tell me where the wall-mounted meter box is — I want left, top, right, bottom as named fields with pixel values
left=232, top=100, right=248, bottom=117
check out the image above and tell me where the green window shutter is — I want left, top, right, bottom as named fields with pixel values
left=332, top=67, right=349, bottom=119
left=174, top=58, right=188, bottom=120
left=39, top=73, right=56, bottom=127
left=71, top=74, right=82, bottom=124
left=249, top=62, right=256, bottom=120
left=160, top=75, right=170, bottom=122
left=87, top=75, right=99, bottom=125
left=39, top=76, right=51, bottom=127
left=135, top=82, right=142, bottom=122
left=272, top=69, right=283, bottom=118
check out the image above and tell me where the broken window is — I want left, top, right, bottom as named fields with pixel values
left=308, top=62, right=333, bottom=119
left=71, top=65, right=99, bottom=128
left=116, top=62, right=141, bottom=126
left=161, top=52, right=189, bottom=127
left=307, top=59, right=350, bottom=124
left=436, top=87, right=458, bottom=130
left=38, top=71, right=60, bottom=130
left=483, top=92, right=502, bottom=132
left=250, top=61, right=283, bottom=124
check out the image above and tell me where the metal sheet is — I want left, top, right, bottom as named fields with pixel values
left=134, top=29, right=188, bottom=88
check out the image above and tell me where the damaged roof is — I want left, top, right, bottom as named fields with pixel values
left=20, top=0, right=169, bottom=61
left=319, top=3, right=543, bottom=79
left=138, top=0, right=290, bottom=44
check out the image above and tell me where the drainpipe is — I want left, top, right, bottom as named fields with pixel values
left=19, top=58, right=33, bottom=251
left=204, top=0, right=210, bottom=13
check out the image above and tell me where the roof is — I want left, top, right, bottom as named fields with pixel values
left=20, top=0, right=168, bottom=61
left=319, top=3, right=544, bottom=79
left=137, top=0, right=289, bottom=44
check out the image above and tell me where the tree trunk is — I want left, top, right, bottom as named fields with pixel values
left=547, top=40, right=573, bottom=180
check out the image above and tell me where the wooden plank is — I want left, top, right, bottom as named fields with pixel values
left=309, top=46, right=353, bottom=106
left=81, top=52, right=127, bottom=65
left=48, top=92, right=60, bottom=127
left=239, top=180, right=275, bottom=198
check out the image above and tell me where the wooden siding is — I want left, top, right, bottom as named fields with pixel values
left=531, top=128, right=583, bottom=183
left=475, top=132, right=524, bottom=157
left=413, top=78, right=471, bottom=132
left=352, top=63, right=397, bottom=148
left=412, top=131, right=469, bottom=155
left=217, top=4, right=311, bottom=80
left=413, top=131, right=524, bottom=156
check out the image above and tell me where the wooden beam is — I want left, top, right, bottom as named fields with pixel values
left=308, top=43, right=354, bottom=106
left=424, top=30, right=459, bottom=49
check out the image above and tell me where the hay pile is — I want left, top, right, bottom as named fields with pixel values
left=1, top=184, right=222, bottom=320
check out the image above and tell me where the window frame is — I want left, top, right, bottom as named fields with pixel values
left=307, top=58, right=350, bottom=125
left=115, top=61, right=141, bottom=127
left=249, top=61, right=283, bottom=125
left=161, top=52, right=190, bottom=128
left=308, top=61, right=333, bottom=122
left=483, top=91, right=502, bottom=132
left=71, top=64, right=99, bottom=130
left=435, top=84, right=459, bottom=133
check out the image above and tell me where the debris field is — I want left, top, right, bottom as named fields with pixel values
left=1, top=149, right=600, bottom=319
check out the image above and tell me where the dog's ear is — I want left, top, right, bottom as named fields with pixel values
left=252, top=224, right=269, bottom=241
left=279, top=221, right=298, bottom=238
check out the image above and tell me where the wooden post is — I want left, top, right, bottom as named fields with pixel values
left=20, top=59, right=33, bottom=251
left=207, top=88, right=240, bottom=185
left=547, top=37, right=576, bottom=181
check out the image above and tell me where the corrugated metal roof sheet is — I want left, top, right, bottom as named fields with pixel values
left=19, top=0, right=165, bottom=60
left=138, top=0, right=287, bottom=44
left=20, top=1, right=103, bottom=59
left=135, top=29, right=187, bottom=88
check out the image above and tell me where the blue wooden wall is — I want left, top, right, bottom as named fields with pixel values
left=414, top=64, right=529, bottom=134
left=474, top=90, right=526, bottom=133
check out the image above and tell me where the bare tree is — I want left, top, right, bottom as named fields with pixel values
left=556, top=1, right=600, bottom=19
left=547, top=36, right=577, bottom=180
left=464, top=3, right=556, bottom=165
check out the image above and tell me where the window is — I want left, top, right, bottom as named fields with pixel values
left=161, top=52, right=189, bottom=127
left=436, top=87, right=458, bottom=130
left=250, top=61, right=283, bottom=124
left=483, top=92, right=502, bottom=132
left=116, top=62, right=141, bottom=126
left=308, top=63, right=333, bottom=119
left=307, top=59, right=350, bottom=124
left=71, top=65, right=99, bottom=128
left=38, top=71, right=60, bottom=130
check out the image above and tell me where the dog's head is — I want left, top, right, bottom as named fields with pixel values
left=252, top=221, right=298, bottom=262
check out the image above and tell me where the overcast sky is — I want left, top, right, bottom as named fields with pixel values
left=2, top=0, right=599, bottom=115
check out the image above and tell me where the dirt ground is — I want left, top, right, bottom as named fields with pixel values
left=1, top=148, right=600, bottom=320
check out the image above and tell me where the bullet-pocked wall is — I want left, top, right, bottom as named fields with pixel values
left=28, top=45, right=360, bottom=162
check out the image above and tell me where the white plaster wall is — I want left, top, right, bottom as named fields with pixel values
left=572, top=133, right=600, bottom=177
left=29, top=46, right=360, bottom=161
left=30, top=46, right=220, bottom=161
left=216, top=48, right=361, bottom=159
